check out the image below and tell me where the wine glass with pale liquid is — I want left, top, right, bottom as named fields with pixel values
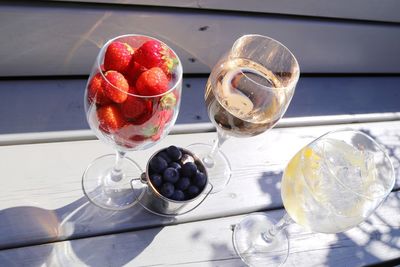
left=188, top=34, right=300, bottom=192
left=233, top=129, right=395, bottom=266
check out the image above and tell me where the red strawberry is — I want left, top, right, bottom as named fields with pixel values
left=143, top=109, right=173, bottom=141
left=149, top=113, right=169, bottom=141
left=97, top=105, right=126, bottom=133
left=87, top=73, right=110, bottom=105
left=104, top=41, right=134, bottom=73
left=130, top=134, right=149, bottom=142
left=136, top=67, right=169, bottom=96
left=131, top=112, right=152, bottom=125
left=159, top=109, right=174, bottom=124
left=125, top=60, right=147, bottom=86
left=112, top=125, right=147, bottom=146
left=141, top=123, right=162, bottom=140
left=103, top=71, right=129, bottom=103
left=121, top=91, right=153, bottom=120
left=159, top=92, right=177, bottom=110
left=151, top=126, right=164, bottom=141
left=134, top=40, right=178, bottom=77
left=160, top=49, right=179, bottom=78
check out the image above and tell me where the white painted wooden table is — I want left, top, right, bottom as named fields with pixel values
left=0, top=120, right=399, bottom=266
left=1, top=0, right=399, bottom=265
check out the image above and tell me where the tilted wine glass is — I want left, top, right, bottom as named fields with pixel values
left=233, top=129, right=395, bottom=266
left=82, top=34, right=182, bottom=210
left=188, top=34, right=300, bottom=192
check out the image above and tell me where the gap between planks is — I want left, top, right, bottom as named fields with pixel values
left=1, top=113, right=399, bottom=146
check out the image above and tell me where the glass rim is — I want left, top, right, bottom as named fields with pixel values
left=96, top=34, right=183, bottom=99
left=230, top=34, right=301, bottom=91
left=302, top=128, right=395, bottom=202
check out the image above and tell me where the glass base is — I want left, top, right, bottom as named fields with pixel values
left=233, top=213, right=289, bottom=267
left=82, top=154, right=144, bottom=210
left=186, top=143, right=232, bottom=193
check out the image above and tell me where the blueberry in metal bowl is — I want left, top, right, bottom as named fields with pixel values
left=146, top=145, right=208, bottom=202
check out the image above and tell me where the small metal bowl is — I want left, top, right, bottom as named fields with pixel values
left=138, top=147, right=210, bottom=216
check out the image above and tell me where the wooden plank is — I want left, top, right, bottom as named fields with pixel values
left=0, top=191, right=398, bottom=266
left=50, top=0, right=400, bottom=23
left=0, top=121, right=399, bottom=249
left=2, top=112, right=400, bottom=146
left=1, top=4, right=400, bottom=76
left=0, top=76, right=399, bottom=135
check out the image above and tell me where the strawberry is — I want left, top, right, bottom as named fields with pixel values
left=151, top=126, right=164, bottom=141
left=104, top=41, right=134, bottom=73
left=87, top=73, right=110, bottom=105
left=113, top=123, right=149, bottom=145
left=125, top=60, right=147, bottom=86
left=132, top=112, right=153, bottom=125
left=120, top=104, right=174, bottom=144
left=103, top=70, right=129, bottom=103
left=159, top=92, right=177, bottom=110
left=158, top=109, right=174, bottom=124
left=121, top=91, right=153, bottom=120
left=130, top=134, right=150, bottom=142
left=142, top=123, right=162, bottom=141
left=134, top=40, right=178, bottom=77
left=149, top=111, right=171, bottom=141
left=97, top=105, right=126, bottom=133
left=160, top=49, right=179, bottom=78
left=136, top=67, right=169, bottom=96
left=145, top=109, right=174, bottom=141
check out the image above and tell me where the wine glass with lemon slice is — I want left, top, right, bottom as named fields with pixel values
left=188, top=34, right=300, bottom=193
left=233, top=129, right=395, bottom=266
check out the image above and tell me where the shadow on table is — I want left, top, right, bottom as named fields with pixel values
left=257, top=169, right=284, bottom=209
left=183, top=169, right=286, bottom=266
left=323, top=191, right=400, bottom=266
left=0, top=196, right=166, bottom=267
left=359, top=128, right=400, bottom=186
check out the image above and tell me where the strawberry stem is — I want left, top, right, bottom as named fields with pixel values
left=160, top=93, right=176, bottom=109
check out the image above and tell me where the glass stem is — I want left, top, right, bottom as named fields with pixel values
left=261, top=213, right=293, bottom=243
left=110, top=150, right=126, bottom=182
left=203, top=131, right=229, bottom=168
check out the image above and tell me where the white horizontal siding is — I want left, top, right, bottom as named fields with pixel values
left=51, top=0, right=400, bottom=23
left=0, top=4, right=400, bottom=76
left=0, top=76, right=399, bottom=135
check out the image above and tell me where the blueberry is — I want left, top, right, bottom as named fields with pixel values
left=149, top=174, right=162, bottom=188
left=166, top=146, right=182, bottom=161
left=149, top=156, right=168, bottom=174
left=163, top=167, right=179, bottom=183
left=158, top=151, right=172, bottom=164
left=169, top=162, right=182, bottom=170
left=176, top=177, right=190, bottom=191
left=194, top=171, right=207, bottom=188
left=187, top=185, right=200, bottom=197
left=160, top=183, right=174, bottom=198
left=181, top=162, right=197, bottom=177
left=170, top=190, right=185, bottom=201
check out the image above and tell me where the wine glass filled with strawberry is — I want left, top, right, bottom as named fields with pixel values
left=83, top=34, right=182, bottom=210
